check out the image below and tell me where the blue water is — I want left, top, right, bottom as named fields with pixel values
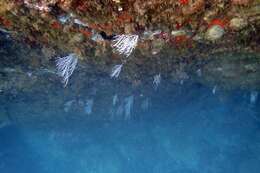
left=0, top=84, right=260, bottom=173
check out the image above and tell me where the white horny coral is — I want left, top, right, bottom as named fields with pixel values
left=56, top=53, right=78, bottom=87
left=110, top=64, right=123, bottom=78
left=112, top=34, right=139, bottom=57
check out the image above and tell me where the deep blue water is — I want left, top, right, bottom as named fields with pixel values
left=0, top=84, right=260, bottom=173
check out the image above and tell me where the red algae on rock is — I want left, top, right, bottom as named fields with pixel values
left=0, top=0, right=258, bottom=59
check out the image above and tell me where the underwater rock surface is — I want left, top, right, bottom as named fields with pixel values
left=0, top=0, right=259, bottom=57
left=0, top=1, right=259, bottom=90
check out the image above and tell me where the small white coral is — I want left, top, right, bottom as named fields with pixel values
left=56, top=53, right=78, bottom=87
left=112, top=34, right=139, bottom=57
left=141, top=98, right=150, bottom=111
left=110, top=64, right=123, bottom=78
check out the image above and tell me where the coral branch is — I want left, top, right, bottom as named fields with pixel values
left=56, top=53, right=78, bottom=87
left=112, top=34, right=139, bottom=57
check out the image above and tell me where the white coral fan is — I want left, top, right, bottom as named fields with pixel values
left=110, top=64, right=123, bottom=78
left=153, top=74, right=161, bottom=89
left=56, top=53, right=78, bottom=87
left=112, top=34, right=139, bottom=57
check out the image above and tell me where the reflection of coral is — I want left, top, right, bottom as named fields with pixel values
left=56, top=53, right=78, bottom=87
left=153, top=74, right=161, bottom=90
left=112, top=94, right=118, bottom=106
left=250, top=91, right=258, bottom=104
left=141, top=98, right=150, bottom=111
left=84, top=99, right=94, bottom=115
left=110, top=64, right=123, bottom=78
left=124, top=95, right=134, bottom=120
left=112, top=95, right=134, bottom=120
left=112, top=34, right=139, bottom=57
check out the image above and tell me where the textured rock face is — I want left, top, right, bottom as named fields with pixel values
left=0, top=0, right=259, bottom=58
left=0, top=0, right=259, bottom=95
left=195, top=53, right=260, bottom=90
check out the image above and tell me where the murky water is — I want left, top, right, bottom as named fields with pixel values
left=1, top=82, right=260, bottom=173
